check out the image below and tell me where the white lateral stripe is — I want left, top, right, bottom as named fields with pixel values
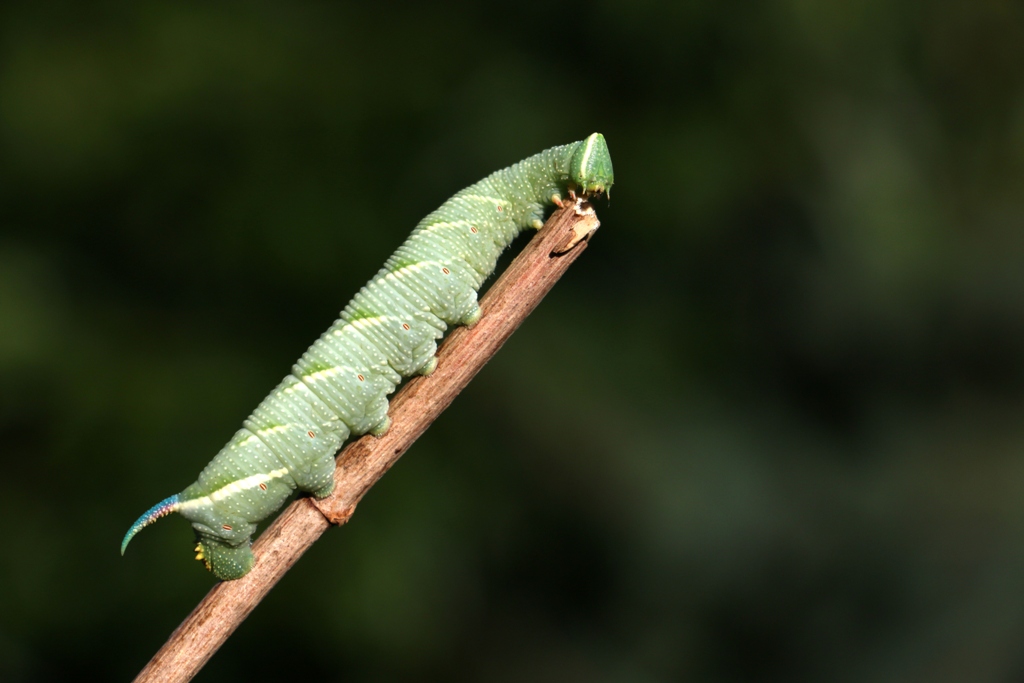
left=422, top=219, right=473, bottom=232
left=382, top=262, right=431, bottom=284
left=460, top=193, right=503, bottom=205
left=235, top=433, right=259, bottom=448
left=303, top=365, right=356, bottom=381
left=258, top=425, right=290, bottom=437
left=234, top=419, right=305, bottom=450
left=233, top=424, right=290, bottom=449
left=179, top=467, right=291, bottom=511
left=579, top=134, right=598, bottom=174
left=349, top=315, right=401, bottom=331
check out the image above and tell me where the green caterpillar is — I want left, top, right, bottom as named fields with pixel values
left=121, top=134, right=614, bottom=580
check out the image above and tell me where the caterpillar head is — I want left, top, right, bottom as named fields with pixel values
left=194, top=537, right=255, bottom=581
left=569, top=133, right=614, bottom=197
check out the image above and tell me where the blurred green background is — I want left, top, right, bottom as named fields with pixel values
left=2, top=2, right=1024, bottom=681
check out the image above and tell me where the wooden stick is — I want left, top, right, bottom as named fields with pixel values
left=132, top=201, right=601, bottom=683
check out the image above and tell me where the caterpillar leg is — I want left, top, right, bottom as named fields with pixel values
left=525, top=202, right=547, bottom=230
left=307, top=452, right=336, bottom=499
left=195, top=538, right=255, bottom=581
left=460, top=305, right=481, bottom=326
left=418, top=356, right=438, bottom=376
left=370, top=415, right=391, bottom=436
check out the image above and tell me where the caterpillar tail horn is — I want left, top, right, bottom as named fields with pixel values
left=121, top=494, right=182, bottom=555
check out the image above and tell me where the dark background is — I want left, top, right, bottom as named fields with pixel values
left=2, top=2, right=1024, bottom=681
